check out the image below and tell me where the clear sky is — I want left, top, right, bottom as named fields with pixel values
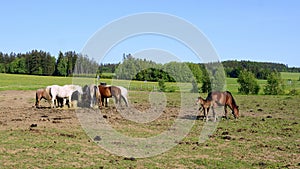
left=1, top=0, right=299, bottom=67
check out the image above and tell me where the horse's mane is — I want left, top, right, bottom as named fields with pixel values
left=225, top=91, right=237, bottom=106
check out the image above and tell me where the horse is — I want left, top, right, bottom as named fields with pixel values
left=196, top=96, right=212, bottom=121
left=82, top=84, right=101, bottom=108
left=98, top=85, right=127, bottom=108
left=196, top=91, right=239, bottom=122
left=48, top=85, right=83, bottom=108
left=116, top=86, right=129, bottom=107
left=35, top=88, right=52, bottom=108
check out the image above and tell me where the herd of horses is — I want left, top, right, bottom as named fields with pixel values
left=35, top=84, right=239, bottom=122
left=35, top=84, right=128, bottom=109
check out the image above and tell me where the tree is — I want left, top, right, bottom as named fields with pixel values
left=201, top=68, right=211, bottom=93
left=56, top=52, right=67, bottom=76
left=264, top=71, right=285, bottom=95
left=187, top=63, right=202, bottom=83
left=237, top=70, right=260, bottom=94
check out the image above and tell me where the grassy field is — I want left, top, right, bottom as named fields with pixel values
left=0, top=90, right=299, bottom=168
left=0, top=73, right=299, bottom=168
left=1, top=73, right=300, bottom=95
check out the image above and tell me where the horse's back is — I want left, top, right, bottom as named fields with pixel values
left=98, top=85, right=112, bottom=97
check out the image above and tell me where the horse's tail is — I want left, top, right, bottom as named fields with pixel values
left=121, top=94, right=128, bottom=107
left=48, top=87, right=53, bottom=99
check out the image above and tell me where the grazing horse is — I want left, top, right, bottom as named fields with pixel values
left=98, top=85, right=127, bottom=108
left=48, top=85, right=83, bottom=108
left=82, top=84, right=101, bottom=108
left=35, top=88, right=52, bottom=108
left=197, top=91, right=239, bottom=122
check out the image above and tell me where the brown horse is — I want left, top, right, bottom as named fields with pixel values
left=197, top=91, right=239, bottom=121
left=98, top=85, right=123, bottom=108
left=35, top=88, right=52, bottom=108
left=196, top=96, right=212, bottom=121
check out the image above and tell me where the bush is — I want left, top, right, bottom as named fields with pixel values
left=237, top=70, right=260, bottom=94
left=264, top=71, right=285, bottom=95
left=158, top=79, right=166, bottom=92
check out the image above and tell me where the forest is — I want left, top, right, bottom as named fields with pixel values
left=1, top=50, right=299, bottom=80
left=0, top=50, right=98, bottom=76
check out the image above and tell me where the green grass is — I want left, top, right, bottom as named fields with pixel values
left=0, top=82, right=300, bottom=168
left=281, top=72, right=300, bottom=80
left=1, top=73, right=300, bottom=95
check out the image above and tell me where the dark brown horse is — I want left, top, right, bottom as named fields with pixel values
left=98, top=85, right=123, bottom=108
left=35, top=88, right=52, bottom=108
left=196, top=91, right=239, bottom=121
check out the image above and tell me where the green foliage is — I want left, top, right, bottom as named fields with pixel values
left=158, top=79, right=166, bottom=92
left=135, top=68, right=175, bottom=82
left=0, top=50, right=95, bottom=76
left=190, top=79, right=199, bottom=93
left=223, top=60, right=290, bottom=79
left=163, top=61, right=195, bottom=82
left=237, top=70, right=260, bottom=94
left=186, top=63, right=202, bottom=83
left=8, top=57, right=27, bottom=74
left=203, top=62, right=226, bottom=91
left=201, top=68, right=212, bottom=93
left=56, top=52, right=68, bottom=76
left=264, top=71, right=285, bottom=95
left=115, top=54, right=159, bottom=80
left=115, top=54, right=201, bottom=83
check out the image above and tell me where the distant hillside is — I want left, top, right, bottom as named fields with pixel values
left=222, top=60, right=300, bottom=79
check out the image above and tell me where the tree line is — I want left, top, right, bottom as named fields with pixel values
left=0, top=50, right=98, bottom=76
left=0, top=51, right=297, bottom=95
left=223, top=60, right=300, bottom=79
left=101, top=54, right=293, bottom=95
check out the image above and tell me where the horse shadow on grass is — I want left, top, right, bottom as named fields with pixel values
left=180, top=115, right=229, bottom=121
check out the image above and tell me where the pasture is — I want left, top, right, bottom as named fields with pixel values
left=0, top=73, right=299, bottom=168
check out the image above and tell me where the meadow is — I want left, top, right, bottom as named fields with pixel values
left=1, top=72, right=300, bottom=95
left=0, top=73, right=299, bottom=168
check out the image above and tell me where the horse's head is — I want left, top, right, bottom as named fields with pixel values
left=196, top=97, right=205, bottom=105
left=233, top=106, right=239, bottom=118
left=75, top=85, right=83, bottom=95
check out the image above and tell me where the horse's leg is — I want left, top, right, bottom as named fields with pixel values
left=224, top=105, right=228, bottom=119
left=68, top=96, right=71, bottom=108
left=212, top=106, right=217, bottom=122
left=35, top=94, right=40, bottom=108
left=203, top=107, right=207, bottom=122
left=204, top=107, right=210, bottom=122
left=51, top=95, right=56, bottom=108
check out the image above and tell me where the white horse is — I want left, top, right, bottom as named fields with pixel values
left=48, top=85, right=83, bottom=108
left=83, top=84, right=100, bottom=108
left=117, top=86, right=129, bottom=107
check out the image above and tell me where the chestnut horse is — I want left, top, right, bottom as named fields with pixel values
left=196, top=91, right=239, bottom=121
left=35, top=88, right=52, bottom=108
left=98, top=85, right=128, bottom=108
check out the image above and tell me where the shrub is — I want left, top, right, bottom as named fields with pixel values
left=237, top=70, right=260, bottom=94
left=263, top=71, right=285, bottom=95
left=158, top=79, right=166, bottom=92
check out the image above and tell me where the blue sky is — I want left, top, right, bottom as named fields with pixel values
left=1, top=0, right=299, bottom=67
